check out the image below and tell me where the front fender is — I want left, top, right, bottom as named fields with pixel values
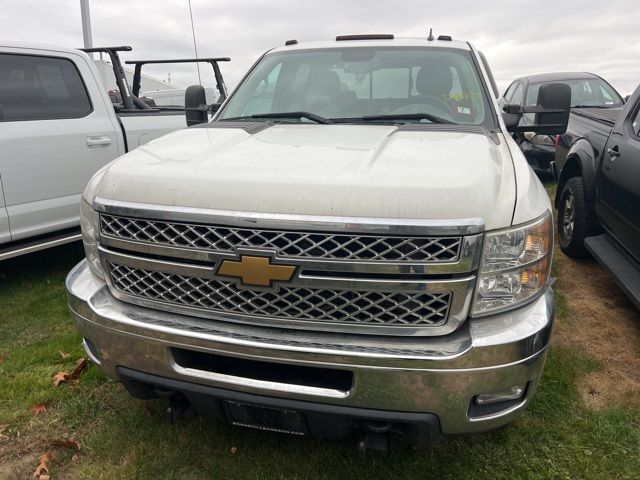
left=555, top=138, right=599, bottom=210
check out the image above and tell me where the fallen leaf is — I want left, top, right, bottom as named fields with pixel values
left=71, top=454, right=79, bottom=462
left=29, top=404, right=47, bottom=415
left=32, top=451, right=52, bottom=479
left=71, top=358, right=89, bottom=379
left=53, top=371, right=71, bottom=387
left=58, top=351, right=70, bottom=359
left=0, top=424, right=8, bottom=442
left=54, top=358, right=89, bottom=387
left=52, top=439, right=80, bottom=450
left=0, top=352, right=7, bottom=364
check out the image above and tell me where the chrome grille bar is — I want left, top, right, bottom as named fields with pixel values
left=100, top=214, right=462, bottom=263
left=98, top=247, right=475, bottom=336
left=108, top=262, right=452, bottom=327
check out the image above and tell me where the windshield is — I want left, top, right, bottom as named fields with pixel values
left=218, top=47, right=493, bottom=126
left=526, top=78, right=623, bottom=108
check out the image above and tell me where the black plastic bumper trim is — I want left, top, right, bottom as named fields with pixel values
left=117, top=366, right=443, bottom=445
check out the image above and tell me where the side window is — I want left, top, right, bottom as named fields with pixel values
left=503, top=82, right=517, bottom=101
left=253, top=63, right=282, bottom=98
left=335, top=69, right=370, bottom=99
left=510, top=83, right=524, bottom=105
left=632, top=106, right=640, bottom=137
left=599, top=85, right=614, bottom=105
left=525, top=83, right=541, bottom=106
left=372, top=68, right=410, bottom=99
left=0, top=53, right=92, bottom=122
left=571, top=80, right=593, bottom=106
left=240, top=63, right=282, bottom=115
left=410, top=66, right=463, bottom=100
left=290, top=64, right=311, bottom=92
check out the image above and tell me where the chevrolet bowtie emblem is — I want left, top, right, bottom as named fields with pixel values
left=216, top=255, right=297, bottom=288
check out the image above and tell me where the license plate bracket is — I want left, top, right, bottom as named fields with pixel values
left=224, top=401, right=307, bottom=435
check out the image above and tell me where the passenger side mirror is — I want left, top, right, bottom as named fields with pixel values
left=185, top=84, right=208, bottom=126
left=504, top=82, right=571, bottom=135
left=503, top=104, right=523, bottom=114
left=532, top=83, right=571, bottom=135
left=501, top=103, right=522, bottom=129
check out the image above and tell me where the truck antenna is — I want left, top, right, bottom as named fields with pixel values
left=187, top=0, right=202, bottom=86
left=427, top=28, right=434, bottom=41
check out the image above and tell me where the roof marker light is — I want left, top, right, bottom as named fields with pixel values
left=335, top=34, right=394, bottom=41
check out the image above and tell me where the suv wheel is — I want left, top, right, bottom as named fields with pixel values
left=557, top=177, right=589, bottom=258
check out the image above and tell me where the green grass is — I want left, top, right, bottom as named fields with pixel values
left=1, top=245, right=639, bottom=479
left=545, top=180, right=558, bottom=202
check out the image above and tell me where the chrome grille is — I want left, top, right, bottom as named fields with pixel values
left=108, top=263, right=452, bottom=327
left=100, top=214, right=461, bottom=263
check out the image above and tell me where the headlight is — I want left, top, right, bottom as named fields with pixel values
left=472, top=211, right=552, bottom=315
left=80, top=197, right=104, bottom=279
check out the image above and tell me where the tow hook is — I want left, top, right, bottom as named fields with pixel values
left=356, top=421, right=392, bottom=456
left=165, top=394, right=194, bottom=425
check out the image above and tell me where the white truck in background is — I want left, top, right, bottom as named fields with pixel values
left=0, top=42, right=228, bottom=260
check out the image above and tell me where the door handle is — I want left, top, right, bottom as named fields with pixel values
left=607, top=146, right=620, bottom=159
left=86, top=136, right=112, bottom=147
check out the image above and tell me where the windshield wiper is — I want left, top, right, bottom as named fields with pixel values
left=333, top=113, right=455, bottom=125
left=220, top=112, right=332, bottom=124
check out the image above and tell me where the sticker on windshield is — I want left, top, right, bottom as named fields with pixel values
left=456, top=106, right=471, bottom=115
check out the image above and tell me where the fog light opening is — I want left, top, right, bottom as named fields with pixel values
left=475, top=384, right=526, bottom=405
left=468, top=383, right=530, bottom=420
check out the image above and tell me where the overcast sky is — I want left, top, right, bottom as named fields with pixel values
left=2, top=0, right=639, bottom=96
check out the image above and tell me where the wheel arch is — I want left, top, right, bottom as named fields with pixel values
left=555, top=139, right=599, bottom=212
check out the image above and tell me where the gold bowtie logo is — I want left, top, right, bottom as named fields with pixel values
left=216, top=255, right=297, bottom=288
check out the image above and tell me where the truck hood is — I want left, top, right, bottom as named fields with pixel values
left=96, top=124, right=517, bottom=230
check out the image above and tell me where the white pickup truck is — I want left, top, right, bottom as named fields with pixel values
left=66, top=34, right=570, bottom=449
left=0, top=42, right=228, bottom=260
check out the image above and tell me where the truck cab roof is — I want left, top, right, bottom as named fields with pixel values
left=269, top=36, right=472, bottom=54
left=0, top=39, right=88, bottom=57
left=514, top=72, right=599, bottom=84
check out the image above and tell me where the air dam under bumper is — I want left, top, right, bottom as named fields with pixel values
left=66, top=260, right=554, bottom=439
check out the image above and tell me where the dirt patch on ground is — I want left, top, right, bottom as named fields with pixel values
left=0, top=452, right=39, bottom=480
left=552, top=245, right=640, bottom=410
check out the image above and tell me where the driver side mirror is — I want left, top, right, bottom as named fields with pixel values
left=185, top=84, right=209, bottom=127
left=504, top=82, right=571, bottom=135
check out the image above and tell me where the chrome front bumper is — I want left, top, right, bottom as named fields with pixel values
left=66, top=259, right=554, bottom=436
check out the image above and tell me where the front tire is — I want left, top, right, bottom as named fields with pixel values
left=557, top=177, right=590, bottom=258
